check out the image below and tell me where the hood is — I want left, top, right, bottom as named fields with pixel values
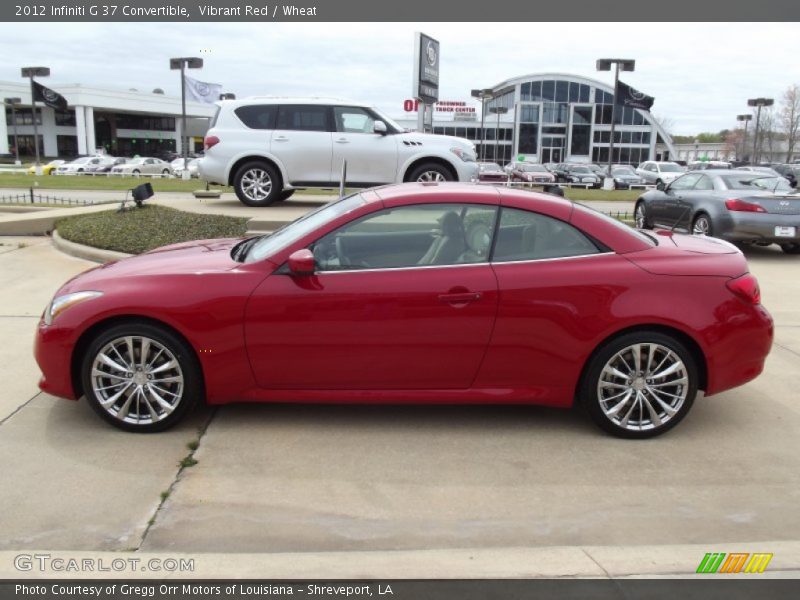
left=60, top=238, right=244, bottom=293
left=395, top=131, right=475, bottom=153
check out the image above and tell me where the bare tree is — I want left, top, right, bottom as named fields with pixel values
left=781, top=84, right=800, bottom=162
left=758, top=107, right=776, bottom=163
left=651, top=113, right=675, bottom=137
left=724, top=128, right=744, bottom=160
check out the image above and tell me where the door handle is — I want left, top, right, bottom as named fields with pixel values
left=335, top=138, right=350, bottom=144
left=438, top=292, right=482, bottom=304
left=274, top=136, right=289, bottom=142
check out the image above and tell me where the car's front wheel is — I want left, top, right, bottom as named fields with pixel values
left=408, top=162, right=454, bottom=183
left=634, top=201, right=652, bottom=229
left=781, top=243, right=800, bottom=255
left=233, top=161, right=282, bottom=206
left=581, top=331, right=698, bottom=439
left=692, top=213, right=713, bottom=236
left=81, top=322, right=202, bottom=432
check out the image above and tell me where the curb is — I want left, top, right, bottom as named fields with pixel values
left=52, top=229, right=133, bottom=264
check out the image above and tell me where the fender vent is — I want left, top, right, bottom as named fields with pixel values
left=402, top=140, right=424, bottom=146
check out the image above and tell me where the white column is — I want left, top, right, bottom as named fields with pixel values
left=0, top=108, right=9, bottom=155
left=41, top=107, right=58, bottom=157
left=84, top=106, right=96, bottom=153
left=174, top=118, right=183, bottom=155
left=74, top=105, right=87, bottom=155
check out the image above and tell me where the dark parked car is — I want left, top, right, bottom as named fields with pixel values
left=604, top=165, right=646, bottom=189
left=634, top=169, right=800, bottom=254
left=554, top=164, right=601, bottom=188
left=477, top=162, right=508, bottom=183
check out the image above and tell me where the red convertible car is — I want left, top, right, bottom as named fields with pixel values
left=35, top=183, right=773, bottom=438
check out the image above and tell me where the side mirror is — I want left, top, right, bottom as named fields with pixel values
left=656, top=181, right=666, bottom=191
left=287, top=249, right=316, bottom=275
left=373, top=120, right=387, bottom=135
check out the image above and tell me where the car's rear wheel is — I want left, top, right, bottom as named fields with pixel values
left=132, top=169, right=140, bottom=175
left=634, top=201, right=652, bottom=229
left=162, top=169, right=170, bottom=176
left=81, top=322, right=201, bottom=432
left=692, top=213, right=712, bottom=236
left=408, top=162, right=454, bottom=183
left=234, top=161, right=282, bottom=206
left=781, top=243, right=800, bottom=254
left=581, top=331, right=698, bottom=439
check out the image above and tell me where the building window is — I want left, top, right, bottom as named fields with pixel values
left=8, top=134, right=43, bottom=157
left=114, top=113, right=176, bottom=131
left=570, top=106, right=592, bottom=156
left=542, top=102, right=569, bottom=124
left=542, top=80, right=555, bottom=102
left=519, top=124, right=538, bottom=154
left=520, top=105, right=539, bottom=123
left=6, top=108, right=42, bottom=126
left=54, top=110, right=76, bottom=126
left=56, top=135, right=78, bottom=157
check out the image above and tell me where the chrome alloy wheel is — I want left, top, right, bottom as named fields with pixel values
left=634, top=203, right=647, bottom=229
left=240, top=168, right=273, bottom=202
left=693, top=215, right=711, bottom=235
left=416, top=170, right=446, bottom=183
left=90, top=336, right=184, bottom=425
left=597, top=343, right=689, bottom=432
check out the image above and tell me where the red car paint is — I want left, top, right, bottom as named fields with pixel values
left=34, top=184, right=773, bottom=411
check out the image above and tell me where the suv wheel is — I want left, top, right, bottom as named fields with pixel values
left=408, top=163, right=454, bottom=183
left=234, top=161, right=282, bottom=207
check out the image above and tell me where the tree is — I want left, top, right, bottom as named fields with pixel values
left=650, top=113, right=675, bottom=137
left=781, top=84, right=800, bottom=162
left=757, top=107, right=777, bottom=163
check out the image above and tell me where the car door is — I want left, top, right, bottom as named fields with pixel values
left=331, top=106, right=398, bottom=185
left=244, top=202, right=500, bottom=390
left=659, top=172, right=702, bottom=227
left=272, top=104, right=333, bottom=185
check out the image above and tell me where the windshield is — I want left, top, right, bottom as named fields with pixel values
left=127, top=158, right=145, bottom=165
left=72, top=157, right=91, bottom=164
left=721, top=175, right=793, bottom=193
left=480, top=163, right=502, bottom=172
left=571, top=167, right=591, bottom=173
left=522, top=164, right=547, bottom=172
left=243, top=193, right=366, bottom=263
left=658, top=163, right=682, bottom=172
left=612, top=167, right=636, bottom=175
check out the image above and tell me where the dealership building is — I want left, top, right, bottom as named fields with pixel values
left=1, top=81, right=215, bottom=159
left=395, top=73, right=676, bottom=165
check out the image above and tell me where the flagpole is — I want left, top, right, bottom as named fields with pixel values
left=181, top=61, right=187, bottom=173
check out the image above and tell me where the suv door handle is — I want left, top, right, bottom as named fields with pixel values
left=335, top=138, right=350, bottom=144
left=438, top=292, right=482, bottom=304
left=274, top=136, right=289, bottom=142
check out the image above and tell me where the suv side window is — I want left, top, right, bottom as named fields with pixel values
left=276, top=105, right=331, bottom=132
left=235, top=105, right=277, bottom=130
left=334, top=107, right=376, bottom=134
left=493, top=208, right=600, bottom=262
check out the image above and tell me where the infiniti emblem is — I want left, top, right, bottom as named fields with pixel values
left=780, top=201, right=790, bottom=206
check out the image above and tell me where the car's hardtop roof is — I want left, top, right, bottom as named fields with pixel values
left=369, top=182, right=573, bottom=210
left=220, top=96, right=370, bottom=108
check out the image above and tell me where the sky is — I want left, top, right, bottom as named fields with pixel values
left=0, top=22, right=796, bottom=136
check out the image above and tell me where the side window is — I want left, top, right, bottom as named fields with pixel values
left=492, top=208, right=600, bottom=262
left=311, top=203, right=498, bottom=271
left=334, top=106, right=375, bottom=133
left=669, top=173, right=701, bottom=190
left=276, top=105, right=330, bottom=132
left=694, top=175, right=714, bottom=191
left=234, top=104, right=277, bottom=130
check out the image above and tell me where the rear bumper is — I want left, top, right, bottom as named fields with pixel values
left=717, top=212, right=800, bottom=244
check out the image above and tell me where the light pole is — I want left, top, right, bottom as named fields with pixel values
left=736, top=114, right=752, bottom=162
left=20, top=66, right=50, bottom=169
left=596, top=58, right=635, bottom=177
left=3, top=97, right=21, bottom=165
left=169, top=57, right=203, bottom=176
left=471, top=88, right=493, bottom=161
left=747, top=97, right=773, bottom=165
left=489, top=106, right=508, bottom=163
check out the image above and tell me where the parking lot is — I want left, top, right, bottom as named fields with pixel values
left=0, top=234, right=799, bottom=575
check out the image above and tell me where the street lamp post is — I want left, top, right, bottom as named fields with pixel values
left=20, top=66, right=50, bottom=170
left=596, top=58, right=635, bottom=183
left=169, top=57, right=203, bottom=176
left=3, top=97, right=22, bottom=165
left=471, top=88, right=493, bottom=161
left=489, top=106, right=508, bottom=163
left=747, top=98, right=774, bottom=165
left=736, top=114, right=752, bottom=162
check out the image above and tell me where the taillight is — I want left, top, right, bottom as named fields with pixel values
left=204, top=135, right=220, bottom=150
left=725, top=198, right=766, bottom=213
left=726, top=273, right=761, bottom=305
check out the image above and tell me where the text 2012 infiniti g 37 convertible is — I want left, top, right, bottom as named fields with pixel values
left=35, top=183, right=773, bottom=438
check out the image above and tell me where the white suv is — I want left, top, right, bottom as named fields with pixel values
left=636, top=161, right=685, bottom=185
left=199, top=97, right=479, bottom=206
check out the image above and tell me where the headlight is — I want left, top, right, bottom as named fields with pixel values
left=44, top=291, right=103, bottom=326
left=450, top=147, right=476, bottom=163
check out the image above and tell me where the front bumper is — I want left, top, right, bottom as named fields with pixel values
left=717, top=212, right=800, bottom=245
left=455, top=161, right=480, bottom=183
left=34, top=320, right=79, bottom=401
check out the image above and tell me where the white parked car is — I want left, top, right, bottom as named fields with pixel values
left=171, top=158, right=200, bottom=178
left=199, top=97, right=479, bottom=206
left=55, top=156, right=107, bottom=174
left=636, top=161, right=684, bottom=185
left=110, top=157, right=173, bottom=176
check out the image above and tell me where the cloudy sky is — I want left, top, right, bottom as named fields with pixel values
left=0, top=22, right=795, bottom=135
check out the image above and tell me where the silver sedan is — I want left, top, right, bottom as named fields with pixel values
left=110, top=157, right=173, bottom=176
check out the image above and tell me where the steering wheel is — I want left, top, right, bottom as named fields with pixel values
left=335, top=236, right=372, bottom=269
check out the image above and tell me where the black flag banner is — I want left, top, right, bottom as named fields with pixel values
left=615, top=80, right=654, bottom=111
left=32, top=80, right=68, bottom=111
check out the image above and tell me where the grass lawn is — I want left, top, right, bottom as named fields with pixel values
left=57, top=205, right=249, bottom=255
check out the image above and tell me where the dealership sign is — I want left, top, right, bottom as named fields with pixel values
left=413, top=32, right=440, bottom=104
left=403, top=99, right=477, bottom=117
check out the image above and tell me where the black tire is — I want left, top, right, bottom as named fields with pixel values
left=162, top=169, right=170, bottom=176
left=407, top=162, right=455, bottom=183
left=277, top=189, right=295, bottom=202
left=634, top=200, right=652, bottom=229
left=132, top=169, right=140, bottom=175
left=580, top=331, right=698, bottom=439
left=781, top=243, right=800, bottom=255
left=233, top=161, right=282, bottom=206
left=692, top=213, right=713, bottom=236
left=81, top=322, right=202, bottom=433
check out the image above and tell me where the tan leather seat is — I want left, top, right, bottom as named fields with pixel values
left=418, top=211, right=466, bottom=265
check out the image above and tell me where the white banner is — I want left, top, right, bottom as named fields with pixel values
left=183, top=75, right=222, bottom=104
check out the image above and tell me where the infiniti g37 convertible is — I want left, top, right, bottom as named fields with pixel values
left=35, top=183, right=773, bottom=438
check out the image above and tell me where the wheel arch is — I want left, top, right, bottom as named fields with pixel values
left=402, top=156, right=458, bottom=182
left=70, top=314, right=206, bottom=403
left=573, top=323, right=708, bottom=406
left=226, top=154, right=286, bottom=188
